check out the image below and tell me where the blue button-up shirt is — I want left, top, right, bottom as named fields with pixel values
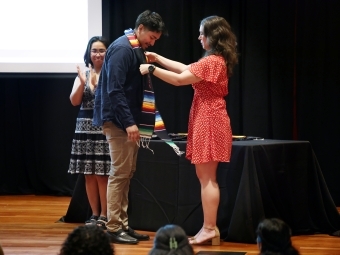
left=93, top=35, right=144, bottom=130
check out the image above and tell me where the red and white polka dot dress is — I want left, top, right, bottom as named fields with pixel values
left=187, top=55, right=232, bottom=164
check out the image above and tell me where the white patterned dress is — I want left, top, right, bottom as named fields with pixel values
left=68, top=71, right=111, bottom=175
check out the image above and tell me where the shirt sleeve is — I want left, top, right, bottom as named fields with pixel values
left=106, top=45, right=136, bottom=128
left=189, top=56, right=227, bottom=84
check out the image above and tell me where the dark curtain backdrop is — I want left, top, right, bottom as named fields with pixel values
left=1, top=0, right=339, bottom=205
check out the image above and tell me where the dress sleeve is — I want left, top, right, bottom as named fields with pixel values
left=189, top=56, right=227, bottom=84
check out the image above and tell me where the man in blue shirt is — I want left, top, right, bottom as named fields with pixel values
left=93, top=10, right=168, bottom=244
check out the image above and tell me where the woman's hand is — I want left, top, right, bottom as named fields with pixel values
left=140, top=64, right=151, bottom=75
left=88, top=64, right=98, bottom=88
left=145, top=51, right=158, bottom=63
left=76, top=65, right=86, bottom=85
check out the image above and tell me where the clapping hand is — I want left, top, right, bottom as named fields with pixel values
left=76, top=65, right=86, bottom=85
left=88, top=64, right=98, bottom=88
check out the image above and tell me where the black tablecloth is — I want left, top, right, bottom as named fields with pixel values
left=63, top=140, right=340, bottom=243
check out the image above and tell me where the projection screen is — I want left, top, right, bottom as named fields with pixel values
left=0, top=0, right=102, bottom=73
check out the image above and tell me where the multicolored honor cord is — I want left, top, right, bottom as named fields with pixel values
left=124, top=28, right=184, bottom=156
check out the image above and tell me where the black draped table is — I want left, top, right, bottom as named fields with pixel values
left=63, top=140, right=340, bottom=243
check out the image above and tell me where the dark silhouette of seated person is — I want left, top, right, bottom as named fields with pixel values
left=59, top=224, right=114, bottom=255
left=256, top=218, right=300, bottom=255
left=149, top=224, right=194, bottom=255
left=0, top=242, right=4, bottom=255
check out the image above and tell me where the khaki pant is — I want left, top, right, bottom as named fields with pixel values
left=102, top=122, right=139, bottom=232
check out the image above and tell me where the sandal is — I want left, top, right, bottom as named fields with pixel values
left=85, top=215, right=98, bottom=225
left=96, top=216, right=108, bottom=230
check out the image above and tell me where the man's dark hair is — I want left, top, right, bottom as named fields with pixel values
left=135, top=10, right=168, bottom=36
left=59, top=225, right=114, bottom=255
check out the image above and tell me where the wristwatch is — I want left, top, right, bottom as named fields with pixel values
left=148, top=64, right=155, bottom=74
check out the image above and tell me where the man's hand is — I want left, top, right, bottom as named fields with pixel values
left=126, top=125, right=140, bottom=142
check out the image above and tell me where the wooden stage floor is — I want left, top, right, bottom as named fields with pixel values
left=0, top=195, right=339, bottom=255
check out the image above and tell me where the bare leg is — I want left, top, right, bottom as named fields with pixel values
left=189, top=161, right=220, bottom=244
left=85, top=175, right=100, bottom=217
left=96, top=175, right=109, bottom=217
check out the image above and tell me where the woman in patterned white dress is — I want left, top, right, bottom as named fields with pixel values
left=140, top=16, right=238, bottom=245
left=68, top=36, right=111, bottom=229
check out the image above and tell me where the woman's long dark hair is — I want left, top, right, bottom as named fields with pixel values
left=256, top=218, right=300, bottom=255
left=200, top=16, right=238, bottom=77
left=149, top=224, right=194, bottom=255
left=83, top=36, right=109, bottom=67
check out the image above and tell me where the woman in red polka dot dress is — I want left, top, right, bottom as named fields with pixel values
left=140, top=16, right=238, bottom=245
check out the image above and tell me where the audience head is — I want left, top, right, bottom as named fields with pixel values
left=256, top=218, right=300, bottom=255
left=0, top=242, right=4, bottom=255
left=149, top=224, right=194, bottom=255
left=59, top=224, right=114, bottom=255
left=83, top=36, right=109, bottom=67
